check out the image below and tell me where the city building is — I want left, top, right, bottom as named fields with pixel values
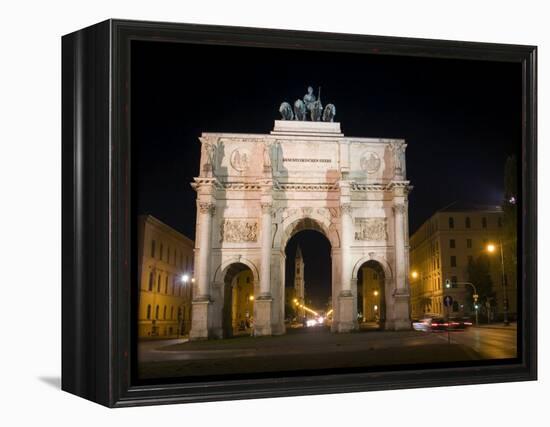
left=137, top=215, right=195, bottom=338
left=409, top=203, right=516, bottom=321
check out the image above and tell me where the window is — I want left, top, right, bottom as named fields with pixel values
left=155, top=305, right=160, bottom=319
left=465, top=217, right=471, bottom=228
left=449, top=217, right=454, bottom=229
left=482, top=217, right=487, bottom=228
left=452, top=301, right=460, bottom=312
left=157, top=274, right=161, bottom=292
left=160, top=243, right=164, bottom=260
left=296, top=266, right=300, bottom=274
left=467, top=238, right=472, bottom=249
left=165, top=276, right=169, bottom=294
left=451, top=275, right=458, bottom=287
left=467, top=255, right=473, bottom=264
left=163, top=305, right=167, bottom=320
left=171, top=306, right=174, bottom=320
left=180, top=253, right=183, bottom=269
left=146, top=305, right=151, bottom=320
left=151, top=240, right=156, bottom=257
left=148, top=272, right=154, bottom=291
left=450, top=256, right=457, bottom=267
left=450, top=239, right=455, bottom=249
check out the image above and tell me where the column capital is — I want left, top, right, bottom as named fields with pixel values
left=340, top=203, right=353, bottom=216
left=392, top=203, right=406, bottom=215
left=198, top=201, right=216, bottom=216
left=261, top=202, right=274, bottom=215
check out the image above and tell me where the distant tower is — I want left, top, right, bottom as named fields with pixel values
left=294, top=245, right=305, bottom=318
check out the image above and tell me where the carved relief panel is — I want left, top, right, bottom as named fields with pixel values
left=219, top=219, right=258, bottom=243
left=354, top=218, right=388, bottom=241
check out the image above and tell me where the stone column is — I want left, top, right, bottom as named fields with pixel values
left=337, top=201, right=355, bottom=332
left=392, top=202, right=411, bottom=330
left=190, top=201, right=215, bottom=340
left=197, top=201, right=215, bottom=298
left=254, top=201, right=273, bottom=336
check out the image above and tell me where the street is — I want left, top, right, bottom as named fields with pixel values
left=432, top=324, right=517, bottom=359
left=138, top=325, right=517, bottom=379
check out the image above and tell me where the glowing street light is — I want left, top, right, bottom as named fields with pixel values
left=486, top=241, right=509, bottom=326
left=373, top=290, right=379, bottom=296
left=411, top=270, right=419, bottom=279
left=249, top=295, right=255, bottom=301
left=181, top=274, right=189, bottom=283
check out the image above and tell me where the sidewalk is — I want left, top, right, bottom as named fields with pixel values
left=475, top=322, right=517, bottom=330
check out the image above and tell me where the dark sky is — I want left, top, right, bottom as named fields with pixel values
left=132, top=40, right=521, bottom=307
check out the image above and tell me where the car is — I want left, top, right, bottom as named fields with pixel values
left=449, top=317, right=474, bottom=329
left=412, top=316, right=456, bottom=332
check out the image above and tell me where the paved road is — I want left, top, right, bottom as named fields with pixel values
left=137, top=326, right=517, bottom=379
left=431, top=326, right=517, bottom=359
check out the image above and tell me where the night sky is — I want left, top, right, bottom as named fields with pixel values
left=132, top=40, right=521, bottom=308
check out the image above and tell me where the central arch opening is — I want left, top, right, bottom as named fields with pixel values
left=284, top=224, right=332, bottom=330
left=356, top=260, right=386, bottom=330
left=222, top=262, right=254, bottom=338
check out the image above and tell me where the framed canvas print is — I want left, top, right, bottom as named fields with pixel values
left=61, top=19, right=537, bottom=407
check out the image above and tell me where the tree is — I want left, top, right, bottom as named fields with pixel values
left=502, top=155, right=518, bottom=315
left=467, top=255, right=495, bottom=319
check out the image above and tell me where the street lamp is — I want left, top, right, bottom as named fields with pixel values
left=486, top=241, right=509, bottom=326
left=411, top=270, right=418, bottom=279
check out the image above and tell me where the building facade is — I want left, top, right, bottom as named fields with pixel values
left=190, top=119, right=413, bottom=339
left=137, top=215, right=195, bottom=338
left=409, top=203, right=516, bottom=321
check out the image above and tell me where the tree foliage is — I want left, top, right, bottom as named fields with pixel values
left=467, top=255, right=495, bottom=307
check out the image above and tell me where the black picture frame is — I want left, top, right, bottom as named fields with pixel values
left=61, top=19, right=537, bottom=407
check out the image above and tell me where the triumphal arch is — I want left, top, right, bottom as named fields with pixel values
left=190, top=91, right=412, bottom=339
